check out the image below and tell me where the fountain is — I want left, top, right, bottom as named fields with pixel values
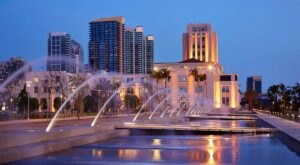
left=148, top=97, right=169, bottom=120
left=132, top=88, right=170, bottom=122
left=160, top=105, right=171, bottom=118
left=170, top=103, right=185, bottom=117
left=90, top=81, right=137, bottom=127
left=45, top=72, right=109, bottom=132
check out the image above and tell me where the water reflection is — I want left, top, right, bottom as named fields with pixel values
left=152, top=149, right=161, bottom=161
left=118, top=149, right=138, bottom=160
left=152, top=139, right=161, bottom=146
left=13, top=134, right=300, bottom=165
left=92, top=149, right=102, bottom=157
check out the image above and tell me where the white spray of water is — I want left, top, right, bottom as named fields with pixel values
left=148, top=97, right=169, bottom=120
left=45, top=72, right=108, bottom=132
left=90, top=81, right=137, bottom=127
left=132, top=88, right=170, bottom=122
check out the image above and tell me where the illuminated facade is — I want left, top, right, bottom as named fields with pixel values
left=182, top=24, right=218, bottom=63
left=155, top=24, right=239, bottom=110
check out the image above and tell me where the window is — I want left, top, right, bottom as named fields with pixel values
left=178, top=86, right=187, bottom=93
left=34, top=87, right=39, bottom=93
left=127, top=77, right=134, bottom=83
left=34, top=77, right=39, bottom=83
left=220, top=75, right=231, bottom=81
left=222, top=86, right=230, bottom=93
left=178, top=75, right=187, bottom=82
left=222, top=97, right=230, bottom=106
left=195, top=86, right=204, bottom=93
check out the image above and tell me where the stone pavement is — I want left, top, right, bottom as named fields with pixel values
left=256, top=112, right=300, bottom=142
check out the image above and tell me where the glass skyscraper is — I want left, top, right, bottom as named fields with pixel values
left=88, top=16, right=125, bottom=73
left=144, top=35, right=154, bottom=74
left=246, top=76, right=262, bottom=93
left=47, top=32, right=83, bottom=74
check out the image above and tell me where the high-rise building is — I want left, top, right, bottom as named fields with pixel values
left=47, top=32, right=83, bottom=74
left=71, top=40, right=84, bottom=73
left=124, top=26, right=144, bottom=74
left=182, top=24, right=218, bottom=63
left=88, top=16, right=125, bottom=73
left=246, top=76, right=262, bottom=93
left=144, top=35, right=154, bottom=74
left=123, top=27, right=154, bottom=74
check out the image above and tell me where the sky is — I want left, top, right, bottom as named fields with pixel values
left=0, top=0, right=300, bottom=92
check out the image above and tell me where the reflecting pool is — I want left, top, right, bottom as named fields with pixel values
left=11, top=133, right=300, bottom=165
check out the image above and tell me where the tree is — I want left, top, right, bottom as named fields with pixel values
left=29, top=98, right=39, bottom=111
left=245, top=90, right=258, bottom=111
left=124, top=94, right=139, bottom=112
left=40, top=98, right=48, bottom=110
left=53, top=97, right=62, bottom=111
left=16, top=84, right=28, bottom=113
left=151, top=69, right=162, bottom=91
left=291, top=83, right=300, bottom=111
left=189, top=68, right=207, bottom=97
left=159, top=68, right=170, bottom=88
left=83, top=95, right=94, bottom=113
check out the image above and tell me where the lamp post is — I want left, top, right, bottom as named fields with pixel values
left=10, top=98, right=13, bottom=120
left=27, top=83, right=31, bottom=120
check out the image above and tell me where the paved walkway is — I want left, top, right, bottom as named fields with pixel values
left=256, top=112, right=300, bottom=142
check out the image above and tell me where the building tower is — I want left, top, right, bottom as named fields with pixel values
left=246, top=76, right=262, bottom=93
left=124, top=26, right=144, bottom=74
left=47, top=32, right=71, bottom=72
left=88, top=16, right=125, bottom=73
left=144, top=35, right=154, bottom=74
left=71, top=40, right=84, bottom=73
left=182, top=24, right=218, bottom=63
left=47, top=32, right=83, bottom=74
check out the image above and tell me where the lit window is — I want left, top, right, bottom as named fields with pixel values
left=178, top=75, right=187, bottom=82
left=34, top=77, right=39, bottom=82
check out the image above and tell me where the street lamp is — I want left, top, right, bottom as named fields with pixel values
left=27, top=83, right=31, bottom=120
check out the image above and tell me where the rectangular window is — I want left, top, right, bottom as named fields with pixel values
left=222, top=97, right=230, bottom=106
left=178, top=86, right=187, bottom=93
left=178, top=75, right=187, bottom=82
left=222, top=86, right=230, bottom=93
left=34, top=87, right=38, bottom=93
left=220, top=75, right=231, bottom=81
left=195, top=86, right=204, bottom=93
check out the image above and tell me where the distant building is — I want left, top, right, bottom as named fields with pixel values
left=124, top=26, right=144, bottom=74
left=246, top=76, right=262, bottom=93
left=123, top=27, right=154, bottom=74
left=71, top=39, right=84, bottom=73
left=182, top=24, right=218, bottom=63
left=88, top=16, right=125, bottom=73
left=0, top=57, right=29, bottom=84
left=144, top=35, right=154, bottom=74
left=47, top=32, right=83, bottom=74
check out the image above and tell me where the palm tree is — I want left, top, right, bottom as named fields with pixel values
left=245, top=90, right=258, bottom=111
left=189, top=68, right=199, bottom=96
left=267, top=85, right=279, bottom=112
left=151, top=70, right=162, bottom=91
left=189, top=68, right=207, bottom=97
left=159, top=68, right=170, bottom=88
left=291, top=83, right=300, bottom=111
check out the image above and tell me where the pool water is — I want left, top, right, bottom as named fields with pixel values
left=11, top=133, right=300, bottom=165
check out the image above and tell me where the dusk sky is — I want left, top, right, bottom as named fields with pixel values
left=0, top=0, right=299, bottom=92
